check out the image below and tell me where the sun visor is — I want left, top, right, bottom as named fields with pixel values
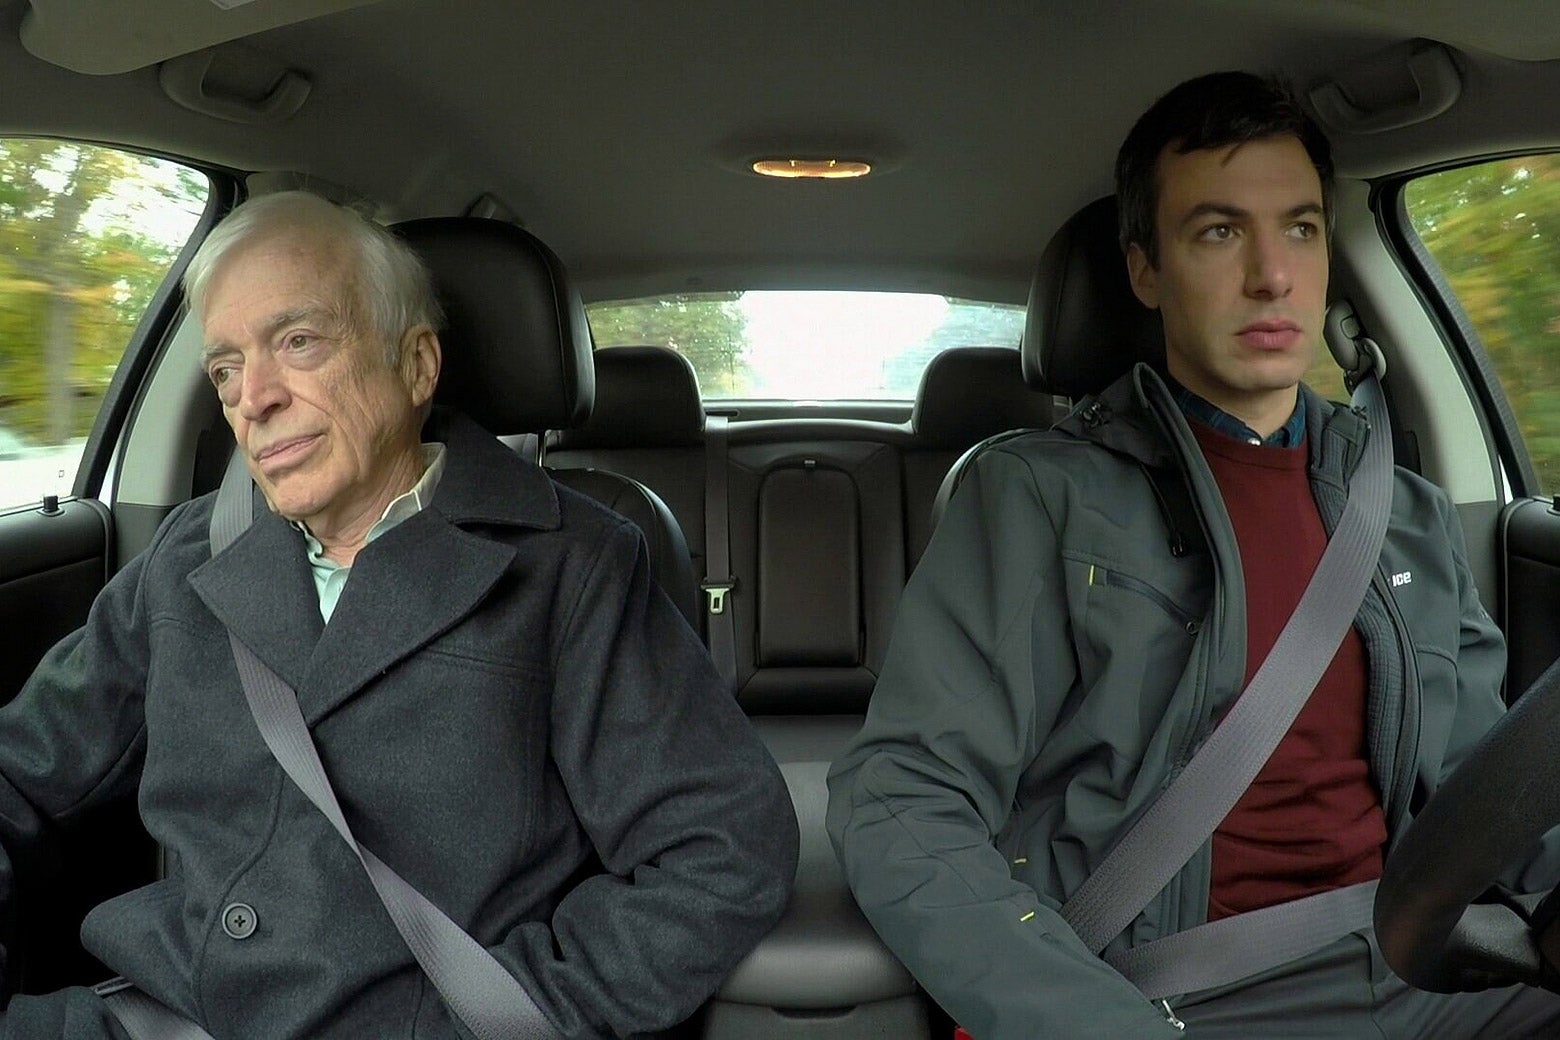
left=20, top=0, right=382, bottom=75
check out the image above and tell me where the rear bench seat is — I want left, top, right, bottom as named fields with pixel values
left=551, top=348, right=923, bottom=1035
left=547, top=341, right=1063, bottom=1037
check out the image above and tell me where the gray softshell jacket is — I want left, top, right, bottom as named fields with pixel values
left=827, top=364, right=1521, bottom=1039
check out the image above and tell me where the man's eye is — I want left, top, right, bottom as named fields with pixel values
left=1289, top=221, right=1320, bottom=240
left=1198, top=224, right=1235, bottom=242
left=285, top=333, right=314, bottom=350
left=208, top=365, right=234, bottom=387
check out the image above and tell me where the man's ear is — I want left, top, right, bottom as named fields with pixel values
left=1126, top=243, right=1160, bottom=310
left=401, top=325, right=442, bottom=408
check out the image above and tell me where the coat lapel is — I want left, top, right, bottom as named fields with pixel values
left=296, top=409, right=561, bottom=724
left=187, top=410, right=561, bottom=726
left=296, top=509, right=518, bottom=723
left=187, top=487, right=323, bottom=692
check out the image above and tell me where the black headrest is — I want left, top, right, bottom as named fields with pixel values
left=394, top=217, right=594, bottom=435
left=552, top=345, right=706, bottom=449
left=1022, top=196, right=1164, bottom=398
left=911, top=346, right=1058, bottom=448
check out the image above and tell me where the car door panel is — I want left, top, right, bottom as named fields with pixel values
left=0, top=500, right=111, bottom=703
left=1500, top=499, right=1560, bottom=702
left=0, top=497, right=160, bottom=993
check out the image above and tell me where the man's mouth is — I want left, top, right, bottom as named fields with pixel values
left=253, top=434, right=321, bottom=473
left=1237, top=320, right=1302, bottom=351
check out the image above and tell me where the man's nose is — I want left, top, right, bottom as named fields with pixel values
left=235, top=352, right=289, bottom=420
left=1244, top=231, right=1294, bottom=300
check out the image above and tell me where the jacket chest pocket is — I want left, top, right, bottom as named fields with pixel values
left=1061, top=554, right=1209, bottom=754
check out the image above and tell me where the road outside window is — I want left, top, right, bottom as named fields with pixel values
left=1406, top=155, right=1560, bottom=493
left=0, top=139, right=208, bottom=511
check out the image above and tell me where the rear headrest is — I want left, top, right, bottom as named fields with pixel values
left=551, top=345, right=706, bottom=449
left=1022, top=196, right=1164, bottom=399
left=910, top=346, right=1057, bottom=448
left=393, top=217, right=594, bottom=436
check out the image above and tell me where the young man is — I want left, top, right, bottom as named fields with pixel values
left=828, top=72, right=1560, bottom=1038
left=0, top=192, right=797, bottom=1038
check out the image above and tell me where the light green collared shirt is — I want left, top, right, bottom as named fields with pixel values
left=297, top=443, right=447, bottom=622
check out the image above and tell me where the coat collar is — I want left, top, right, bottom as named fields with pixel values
left=188, top=407, right=554, bottom=723
left=187, top=486, right=322, bottom=693
left=420, top=406, right=561, bottom=530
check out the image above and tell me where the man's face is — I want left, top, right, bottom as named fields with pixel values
left=1126, top=135, right=1328, bottom=433
left=199, top=229, right=438, bottom=539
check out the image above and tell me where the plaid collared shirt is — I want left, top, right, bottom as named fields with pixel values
left=1172, top=381, right=1306, bottom=447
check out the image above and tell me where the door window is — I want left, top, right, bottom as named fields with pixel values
left=1404, top=155, right=1560, bottom=492
left=0, top=139, right=209, bottom=511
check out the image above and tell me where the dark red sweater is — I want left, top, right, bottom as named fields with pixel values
left=1191, top=423, right=1387, bottom=921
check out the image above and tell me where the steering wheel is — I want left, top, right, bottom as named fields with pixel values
left=1375, top=655, right=1560, bottom=993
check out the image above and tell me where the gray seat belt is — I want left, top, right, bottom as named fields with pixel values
left=701, top=413, right=737, bottom=691
left=103, top=453, right=561, bottom=1040
left=1060, top=364, right=1394, bottom=1001
left=95, top=978, right=215, bottom=1040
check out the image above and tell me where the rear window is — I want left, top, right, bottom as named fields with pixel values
left=586, top=291, right=1026, bottom=400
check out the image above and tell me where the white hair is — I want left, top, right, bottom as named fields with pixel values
left=183, top=190, right=444, bottom=364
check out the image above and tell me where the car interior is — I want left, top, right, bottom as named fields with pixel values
left=4, top=0, right=1560, bottom=1036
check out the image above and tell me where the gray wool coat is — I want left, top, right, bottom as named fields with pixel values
left=0, top=409, right=798, bottom=1039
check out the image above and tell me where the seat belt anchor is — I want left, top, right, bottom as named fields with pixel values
left=702, top=580, right=735, bottom=615
left=1157, top=999, right=1186, bottom=1031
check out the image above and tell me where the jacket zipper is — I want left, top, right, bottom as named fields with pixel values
left=1328, top=405, right=1419, bottom=832
left=1092, top=566, right=1203, bottom=630
left=1373, top=568, right=1421, bottom=833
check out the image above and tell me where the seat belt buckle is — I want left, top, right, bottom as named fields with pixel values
left=92, top=976, right=134, bottom=998
left=1157, top=999, right=1186, bottom=1031
left=702, top=580, right=735, bottom=615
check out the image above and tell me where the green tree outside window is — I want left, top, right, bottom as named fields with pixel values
left=0, top=140, right=208, bottom=510
left=1406, top=155, right=1560, bottom=493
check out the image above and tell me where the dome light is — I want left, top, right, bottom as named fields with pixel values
left=752, top=158, right=872, bottom=180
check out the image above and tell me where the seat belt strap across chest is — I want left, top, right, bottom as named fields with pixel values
left=104, top=453, right=561, bottom=1040
left=1059, top=368, right=1394, bottom=993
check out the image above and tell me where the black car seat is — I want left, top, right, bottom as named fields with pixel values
left=904, top=345, right=1069, bottom=570
left=392, top=217, right=699, bottom=628
left=933, top=196, right=1164, bottom=524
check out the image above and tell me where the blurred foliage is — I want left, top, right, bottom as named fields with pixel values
left=1407, top=155, right=1560, bottom=492
left=589, top=292, right=753, bottom=396
left=0, top=140, right=206, bottom=445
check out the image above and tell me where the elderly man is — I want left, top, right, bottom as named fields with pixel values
left=0, top=191, right=796, bottom=1039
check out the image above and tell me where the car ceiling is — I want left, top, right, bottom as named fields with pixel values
left=1, top=0, right=1559, bottom=304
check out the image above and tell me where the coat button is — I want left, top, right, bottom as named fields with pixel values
left=222, top=902, right=258, bottom=940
